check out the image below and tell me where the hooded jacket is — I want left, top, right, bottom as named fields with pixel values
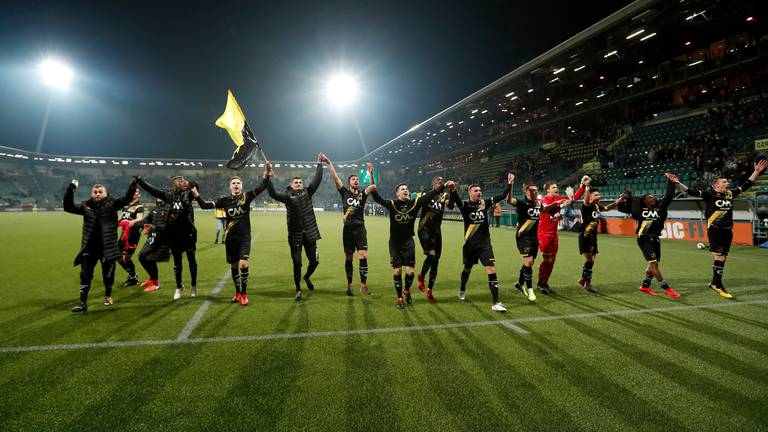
left=63, top=181, right=138, bottom=266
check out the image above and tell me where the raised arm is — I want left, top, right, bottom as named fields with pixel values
left=506, top=175, right=517, bottom=205
left=63, top=180, right=84, bottom=215
left=660, top=178, right=676, bottom=209
left=448, top=187, right=464, bottom=209
left=307, top=154, right=324, bottom=197
left=135, top=177, right=170, bottom=202
left=369, top=186, right=394, bottom=211
left=265, top=177, right=288, bottom=203
left=733, top=159, right=767, bottom=197
left=113, top=180, right=138, bottom=211
left=486, top=181, right=512, bottom=206
left=190, top=187, right=216, bottom=209
left=322, top=155, right=344, bottom=190
left=252, top=174, right=269, bottom=196
left=572, top=176, right=588, bottom=201
left=602, top=195, right=624, bottom=212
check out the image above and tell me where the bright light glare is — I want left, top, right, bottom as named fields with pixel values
left=39, top=59, right=73, bottom=90
left=325, top=73, right=359, bottom=107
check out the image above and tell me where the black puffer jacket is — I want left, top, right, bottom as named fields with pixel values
left=266, top=163, right=323, bottom=244
left=63, top=181, right=137, bottom=266
left=138, top=202, right=171, bottom=262
left=135, top=178, right=197, bottom=249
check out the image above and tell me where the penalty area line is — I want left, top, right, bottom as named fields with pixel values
left=0, top=299, right=766, bottom=354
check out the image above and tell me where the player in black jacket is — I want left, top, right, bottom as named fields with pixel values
left=576, top=185, right=623, bottom=293
left=193, top=167, right=269, bottom=305
left=370, top=181, right=444, bottom=309
left=448, top=175, right=512, bottom=312
left=265, top=155, right=324, bottom=301
left=63, top=179, right=138, bottom=312
left=416, top=176, right=451, bottom=303
left=323, top=156, right=376, bottom=296
left=117, top=189, right=144, bottom=287
left=617, top=177, right=680, bottom=299
left=135, top=175, right=199, bottom=299
left=666, top=159, right=766, bottom=298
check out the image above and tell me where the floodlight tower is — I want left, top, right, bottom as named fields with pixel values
left=35, top=58, right=73, bottom=153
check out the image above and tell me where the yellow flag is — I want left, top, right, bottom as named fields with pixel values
left=215, top=90, right=246, bottom=147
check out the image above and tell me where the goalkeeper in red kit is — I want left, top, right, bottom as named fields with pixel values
left=536, top=176, right=587, bottom=294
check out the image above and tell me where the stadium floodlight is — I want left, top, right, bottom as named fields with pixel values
left=603, top=50, right=618, bottom=58
left=687, top=60, right=704, bottom=67
left=325, top=73, right=359, bottom=108
left=640, top=32, right=656, bottom=41
left=553, top=67, right=566, bottom=75
left=34, top=57, right=74, bottom=153
left=626, top=29, right=645, bottom=39
left=505, top=91, right=515, bottom=97
left=39, top=58, right=73, bottom=91
left=573, top=65, right=586, bottom=72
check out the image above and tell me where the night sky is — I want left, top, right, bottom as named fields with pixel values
left=0, top=0, right=633, bottom=161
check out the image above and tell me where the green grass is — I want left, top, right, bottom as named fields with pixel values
left=0, top=211, right=767, bottom=431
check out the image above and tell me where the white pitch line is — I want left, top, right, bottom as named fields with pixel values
left=1, top=299, right=766, bottom=354
left=176, top=269, right=231, bottom=341
left=500, top=321, right=530, bottom=334
left=176, top=233, right=260, bottom=341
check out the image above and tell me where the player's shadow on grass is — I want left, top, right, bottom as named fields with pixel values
left=526, top=305, right=768, bottom=425
left=596, top=292, right=768, bottom=331
left=411, top=309, right=581, bottom=430
left=202, top=303, right=307, bottom=430
left=0, top=341, right=119, bottom=428
left=340, top=299, right=401, bottom=428
left=62, top=342, right=210, bottom=430
left=501, top=321, right=698, bottom=430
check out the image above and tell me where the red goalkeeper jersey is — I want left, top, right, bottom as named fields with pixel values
left=537, top=186, right=584, bottom=237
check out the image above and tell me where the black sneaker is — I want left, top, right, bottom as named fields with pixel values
left=404, top=289, right=412, bottom=305
left=303, top=276, right=315, bottom=291
left=294, top=290, right=303, bottom=302
left=121, top=277, right=139, bottom=287
left=346, top=287, right=354, bottom=297
left=514, top=282, right=526, bottom=295
left=537, top=284, right=554, bottom=295
left=71, top=302, right=88, bottom=313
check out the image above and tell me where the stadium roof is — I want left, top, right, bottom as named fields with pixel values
left=359, top=0, right=765, bottom=163
left=0, top=145, right=374, bottom=170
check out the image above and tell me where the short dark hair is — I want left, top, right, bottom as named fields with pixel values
left=711, top=176, right=726, bottom=186
left=347, top=174, right=358, bottom=183
left=230, top=176, right=242, bottom=182
left=524, top=183, right=537, bottom=191
left=432, top=176, right=443, bottom=183
left=92, top=184, right=106, bottom=190
left=589, top=188, right=600, bottom=194
left=468, top=184, right=480, bottom=191
left=395, top=183, right=408, bottom=193
left=291, top=176, right=302, bottom=181
left=543, top=181, right=557, bottom=191
left=171, top=175, right=184, bottom=182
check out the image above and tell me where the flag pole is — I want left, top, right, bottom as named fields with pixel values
left=244, top=119, right=275, bottom=176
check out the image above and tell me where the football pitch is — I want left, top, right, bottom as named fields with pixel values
left=1, top=211, right=767, bottom=431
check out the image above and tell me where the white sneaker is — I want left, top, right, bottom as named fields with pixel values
left=527, top=287, right=537, bottom=302
left=458, top=289, right=466, bottom=301
left=190, top=286, right=197, bottom=298
left=173, top=288, right=183, bottom=300
left=491, top=302, right=507, bottom=313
